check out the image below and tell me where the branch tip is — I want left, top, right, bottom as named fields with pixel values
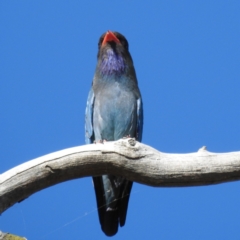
left=198, top=146, right=207, bottom=152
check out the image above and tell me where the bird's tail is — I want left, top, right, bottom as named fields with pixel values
left=92, top=176, right=132, bottom=236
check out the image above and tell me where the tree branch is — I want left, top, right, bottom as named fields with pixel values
left=1, top=138, right=240, bottom=214
left=0, top=230, right=27, bottom=240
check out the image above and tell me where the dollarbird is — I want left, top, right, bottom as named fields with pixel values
left=85, top=31, right=143, bottom=236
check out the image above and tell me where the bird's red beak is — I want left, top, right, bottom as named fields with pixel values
left=102, top=31, right=120, bottom=46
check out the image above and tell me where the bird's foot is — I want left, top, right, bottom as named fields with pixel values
left=94, top=139, right=107, bottom=144
left=122, top=135, right=133, bottom=139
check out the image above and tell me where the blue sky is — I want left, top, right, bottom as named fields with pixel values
left=1, top=1, right=240, bottom=239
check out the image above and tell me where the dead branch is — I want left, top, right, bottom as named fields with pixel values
left=1, top=139, right=240, bottom=214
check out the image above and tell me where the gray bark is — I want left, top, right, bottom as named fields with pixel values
left=1, top=138, right=240, bottom=214
left=0, top=230, right=27, bottom=240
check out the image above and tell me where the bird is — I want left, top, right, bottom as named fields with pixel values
left=85, top=31, right=143, bottom=236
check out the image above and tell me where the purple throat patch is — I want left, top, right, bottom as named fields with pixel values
left=100, top=49, right=126, bottom=75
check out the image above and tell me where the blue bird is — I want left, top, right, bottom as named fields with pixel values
left=85, top=31, right=143, bottom=236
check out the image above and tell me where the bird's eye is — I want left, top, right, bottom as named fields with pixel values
left=121, top=39, right=128, bottom=50
left=117, top=37, right=128, bottom=50
left=98, top=36, right=104, bottom=48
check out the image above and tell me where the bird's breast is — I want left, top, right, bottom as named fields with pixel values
left=93, top=82, right=137, bottom=141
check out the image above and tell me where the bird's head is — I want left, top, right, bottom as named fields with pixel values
left=96, top=31, right=133, bottom=76
left=97, top=31, right=129, bottom=55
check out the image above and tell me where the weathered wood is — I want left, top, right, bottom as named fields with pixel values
left=0, top=230, right=27, bottom=240
left=1, top=139, right=240, bottom=214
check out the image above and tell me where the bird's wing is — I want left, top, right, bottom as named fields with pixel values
left=85, top=87, right=95, bottom=144
left=136, top=97, right=143, bottom=142
left=85, top=88, right=111, bottom=232
left=119, top=97, right=143, bottom=226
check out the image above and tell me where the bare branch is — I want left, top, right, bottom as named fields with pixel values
left=1, top=139, right=240, bottom=214
left=0, top=230, right=27, bottom=240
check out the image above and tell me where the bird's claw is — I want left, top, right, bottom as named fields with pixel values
left=122, top=135, right=132, bottom=139
left=94, top=139, right=107, bottom=144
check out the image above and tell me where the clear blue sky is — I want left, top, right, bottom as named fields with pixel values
left=1, top=1, right=240, bottom=239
